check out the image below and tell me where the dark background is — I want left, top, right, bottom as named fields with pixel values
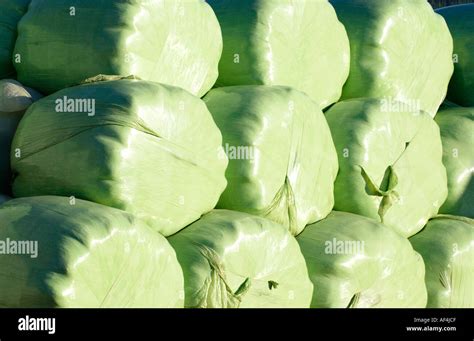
left=429, top=0, right=474, bottom=8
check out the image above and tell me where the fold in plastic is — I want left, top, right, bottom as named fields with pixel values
left=436, top=106, right=473, bottom=218
left=0, top=196, right=184, bottom=308
left=169, top=210, right=313, bottom=308
left=208, top=0, right=350, bottom=109
left=410, top=215, right=474, bottom=308
left=14, top=0, right=222, bottom=96
left=437, top=4, right=474, bottom=107
left=204, top=86, right=338, bottom=235
left=11, top=79, right=228, bottom=236
left=325, top=98, right=448, bottom=237
left=297, top=211, right=428, bottom=308
left=330, top=0, right=453, bottom=117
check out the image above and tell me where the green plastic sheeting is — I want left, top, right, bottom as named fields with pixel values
left=0, top=194, right=10, bottom=205
left=13, top=0, right=222, bottom=96
left=410, top=215, right=474, bottom=308
left=325, top=98, right=448, bottom=238
left=330, top=0, right=453, bottom=117
left=437, top=4, right=474, bottom=107
left=297, top=211, right=428, bottom=308
left=0, top=79, right=42, bottom=195
left=11, top=78, right=228, bottom=236
left=435, top=106, right=474, bottom=218
left=204, top=86, right=338, bottom=236
left=0, top=0, right=30, bottom=78
left=208, top=0, right=350, bottom=109
left=0, top=196, right=184, bottom=308
left=169, top=210, right=313, bottom=308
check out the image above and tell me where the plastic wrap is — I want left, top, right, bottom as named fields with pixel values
left=410, top=215, right=474, bottom=308
left=204, top=86, right=338, bottom=235
left=13, top=0, right=222, bottom=96
left=0, top=194, right=10, bottom=205
left=0, top=0, right=30, bottom=78
left=0, top=79, right=42, bottom=195
left=325, top=98, right=448, bottom=237
left=0, top=196, right=184, bottom=308
left=331, top=0, right=453, bottom=117
left=437, top=4, right=474, bottom=107
left=436, top=106, right=473, bottom=218
left=168, top=210, right=313, bottom=308
left=297, top=211, right=427, bottom=308
left=208, top=0, right=350, bottom=109
left=11, top=78, right=228, bottom=236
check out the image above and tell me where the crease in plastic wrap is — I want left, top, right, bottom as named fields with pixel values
left=0, top=0, right=31, bottom=78
left=325, top=98, right=448, bottom=238
left=0, top=79, right=42, bottom=195
left=435, top=106, right=474, bottom=218
left=13, top=0, right=222, bottom=96
left=11, top=78, right=228, bottom=236
left=208, top=0, right=350, bottom=109
left=168, top=210, right=313, bottom=308
left=330, top=0, right=454, bottom=117
left=297, top=211, right=428, bottom=308
left=437, top=5, right=474, bottom=107
left=204, top=86, right=339, bottom=236
left=0, top=196, right=185, bottom=308
left=410, top=215, right=474, bottom=308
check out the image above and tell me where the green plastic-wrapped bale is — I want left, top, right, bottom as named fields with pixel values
left=208, top=0, right=350, bottom=109
left=410, top=215, right=474, bottom=308
left=0, top=79, right=42, bottom=195
left=435, top=106, right=473, bottom=218
left=0, top=196, right=184, bottom=308
left=325, top=98, right=448, bottom=237
left=169, top=210, right=313, bottom=308
left=297, top=211, right=427, bottom=308
left=0, top=0, right=31, bottom=78
left=14, top=0, right=222, bottom=96
left=437, top=4, right=474, bottom=107
left=11, top=78, right=227, bottom=236
left=204, top=86, right=338, bottom=236
left=331, top=0, right=453, bottom=117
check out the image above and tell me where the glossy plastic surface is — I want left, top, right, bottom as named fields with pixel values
left=11, top=79, right=228, bottom=236
left=0, top=79, right=42, bottom=195
left=14, top=0, right=222, bottom=96
left=208, top=0, right=350, bottom=109
left=331, top=0, right=453, bottom=117
left=0, top=0, right=30, bottom=78
left=297, top=211, right=428, bottom=308
left=0, top=196, right=184, bottom=308
left=169, top=210, right=313, bottom=308
left=437, top=4, right=474, bottom=107
left=410, top=215, right=474, bottom=308
left=204, top=85, right=338, bottom=235
left=435, top=106, right=474, bottom=218
left=325, top=98, right=448, bottom=237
